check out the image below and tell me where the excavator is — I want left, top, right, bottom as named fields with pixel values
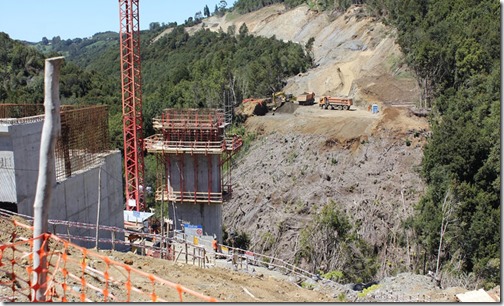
left=270, top=91, right=293, bottom=111
left=241, top=91, right=293, bottom=116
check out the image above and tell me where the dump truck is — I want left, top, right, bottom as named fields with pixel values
left=296, top=92, right=315, bottom=105
left=319, top=96, right=353, bottom=110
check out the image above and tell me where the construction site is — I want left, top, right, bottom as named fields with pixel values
left=0, top=0, right=499, bottom=303
left=145, top=108, right=242, bottom=241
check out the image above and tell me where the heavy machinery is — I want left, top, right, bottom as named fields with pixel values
left=296, top=92, right=315, bottom=105
left=270, top=91, right=293, bottom=110
left=319, top=96, right=353, bottom=110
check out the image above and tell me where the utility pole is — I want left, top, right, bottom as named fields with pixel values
left=32, top=56, right=64, bottom=302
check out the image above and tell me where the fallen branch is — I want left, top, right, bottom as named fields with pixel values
left=241, top=286, right=259, bottom=301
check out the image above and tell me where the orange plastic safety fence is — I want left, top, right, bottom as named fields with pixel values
left=0, top=217, right=218, bottom=302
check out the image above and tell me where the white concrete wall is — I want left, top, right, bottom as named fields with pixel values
left=173, top=203, right=223, bottom=243
left=49, top=152, right=125, bottom=249
left=0, top=121, right=43, bottom=206
left=0, top=121, right=125, bottom=249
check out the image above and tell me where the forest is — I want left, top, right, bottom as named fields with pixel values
left=0, top=0, right=500, bottom=289
left=369, top=0, right=500, bottom=289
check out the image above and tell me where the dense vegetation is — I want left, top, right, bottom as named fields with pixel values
left=233, top=0, right=361, bottom=14
left=367, top=0, right=500, bottom=288
left=0, top=32, right=118, bottom=108
left=297, top=200, right=377, bottom=283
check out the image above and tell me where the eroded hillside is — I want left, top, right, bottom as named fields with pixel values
left=225, top=103, right=429, bottom=279
left=157, top=3, right=428, bottom=282
left=156, top=4, right=420, bottom=106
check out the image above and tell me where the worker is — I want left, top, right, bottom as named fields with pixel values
left=212, top=236, right=218, bottom=258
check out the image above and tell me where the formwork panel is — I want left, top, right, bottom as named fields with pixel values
left=165, top=154, right=222, bottom=204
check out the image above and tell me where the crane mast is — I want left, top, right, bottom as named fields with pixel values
left=119, top=0, right=145, bottom=211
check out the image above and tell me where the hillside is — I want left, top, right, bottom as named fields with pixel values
left=156, top=2, right=428, bottom=282
left=156, top=4, right=420, bottom=106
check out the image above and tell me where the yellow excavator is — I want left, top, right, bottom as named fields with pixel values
left=270, top=91, right=293, bottom=111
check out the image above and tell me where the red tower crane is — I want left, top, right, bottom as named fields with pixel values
left=119, top=0, right=145, bottom=211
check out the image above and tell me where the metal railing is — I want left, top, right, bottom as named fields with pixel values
left=0, top=208, right=325, bottom=284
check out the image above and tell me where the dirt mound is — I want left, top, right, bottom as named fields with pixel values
left=274, top=102, right=299, bottom=114
left=237, top=100, right=269, bottom=118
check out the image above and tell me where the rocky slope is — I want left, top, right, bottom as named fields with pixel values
left=154, top=3, right=495, bottom=300
left=225, top=103, right=429, bottom=278
left=166, top=2, right=429, bottom=280
left=156, top=4, right=420, bottom=106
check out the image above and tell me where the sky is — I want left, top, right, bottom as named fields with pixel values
left=0, top=0, right=228, bottom=42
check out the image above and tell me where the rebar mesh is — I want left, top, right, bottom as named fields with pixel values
left=0, top=104, right=110, bottom=182
left=55, top=106, right=110, bottom=181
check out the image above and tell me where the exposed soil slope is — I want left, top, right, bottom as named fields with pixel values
left=225, top=104, right=429, bottom=278
left=155, top=4, right=420, bottom=106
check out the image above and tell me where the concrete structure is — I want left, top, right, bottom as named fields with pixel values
left=0, top=106, right=125, bottom=249
left=145, top=109, right=242, bottom=243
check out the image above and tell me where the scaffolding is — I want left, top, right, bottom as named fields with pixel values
left=145, top=109, right=242, bottom=205
left=0, top=104, right=110, bottom=182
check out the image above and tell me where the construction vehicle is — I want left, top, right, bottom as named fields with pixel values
left=270, top=91, right=293, bottom=110
left=319, top=96, right=353, bottom=110
left=242, top=98, right=270, bottom=116
left=296, top=92, right=315, bottom=105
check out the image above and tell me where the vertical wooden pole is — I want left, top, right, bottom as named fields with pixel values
left=192, top=247, right=196, bottom=266
left=32, top=56, right=64, bottom=302
left=185, top=242, right=188, bottom=264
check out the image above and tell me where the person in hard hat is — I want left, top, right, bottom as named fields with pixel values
left=212, top=237, right=218, bottom=258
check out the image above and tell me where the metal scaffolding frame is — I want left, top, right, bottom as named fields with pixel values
left=145, top=109, right=242, bottom=205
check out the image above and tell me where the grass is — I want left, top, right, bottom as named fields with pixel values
left=357, top=284, right=381, bottom=298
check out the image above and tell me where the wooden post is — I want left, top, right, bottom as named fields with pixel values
left=112, top=231, right=115, bottom=251
left=32, top=56, right=64, bottom=302
left=185, top=242, right=188, bottom=264
left=192, top=247, right=196, bottom=266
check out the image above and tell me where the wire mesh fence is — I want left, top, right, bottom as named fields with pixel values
left=0, top=215, right=218, bottom=302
